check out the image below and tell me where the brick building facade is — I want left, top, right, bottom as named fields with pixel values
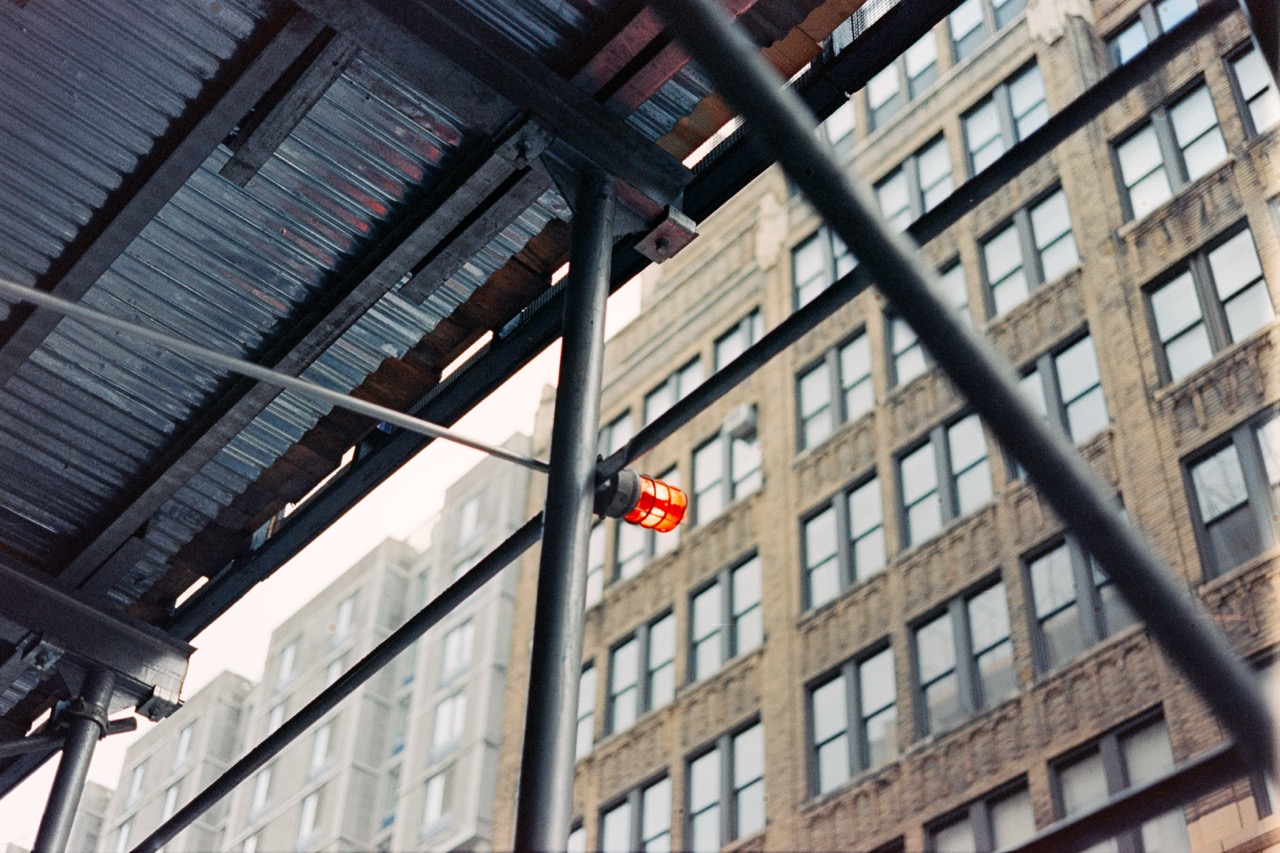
left=494, top=0, right=1280, bottom=849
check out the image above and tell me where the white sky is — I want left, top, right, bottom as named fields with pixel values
left=0, top=279, right=641, bottom=849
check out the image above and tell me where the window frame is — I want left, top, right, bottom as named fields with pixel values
left=1111, top=78, right=1227, bottom=221
left=1018, top=329, right=1109, bottom=446
left=598, top=773, right=673, bottom=853
left=948, top=0, right=1027, bottom=63
left=607, top=611, right=677, bottom=735
left=1143, top=224, right=1274, bottom=385
left=806, top=643, right=899, bottom=796
left=685, top=721, right=766, bottom=848
left=598, top=410, right=634, bottom=458
left=689, top=554, right=764, bottom=684
left=865, top=31, right=941, bottom=130
left=714, top=310, right=765, bottom=370
left=1227, top=43, right=1280, bottom=137
left=977, top=186, right=1078, bottom=319
left=926, top=779, right=1036, bottom=852
left=795, top=330, right=875, bottom=451
left=692, top=427, right=762, bottom=526
left=1024, top=535, right=1136, bottom=674
left=873, top=135, right=954, bottom=231
left=961, top=62, right=1048, bottom=176
left=887, top=259, right=970, bottom=388
left=911, top=578, right=1016, bottom=737
left=576, top=662, right=597, bottom=760
left=1184, top=410, right=1280, bottom=578
left=792, top=229, right=855, bottom=309
left=896, top=414, right=993, bottom=549
left=801, top=474, right=886, bottom=611
left=1105, top=0, right=1198, bottom=67
left=1049, top=712, right=1190, bottom=853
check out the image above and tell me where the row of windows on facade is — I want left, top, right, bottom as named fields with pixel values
left=589, top=230, right=1273, bottom=610
left=810, top=42, right=1275, bottom=307
left=563, top=710, right=1205, bottom=853
left=575, top=555, right=763, bottom=754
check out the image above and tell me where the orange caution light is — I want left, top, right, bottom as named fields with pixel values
left=622, top=474, right=688, bottom=532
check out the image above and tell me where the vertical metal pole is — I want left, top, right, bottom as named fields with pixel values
left=34, top=668, right=115, bottom=853
left=512, top=169, right=614, bottom=851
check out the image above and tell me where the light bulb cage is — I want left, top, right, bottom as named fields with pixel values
left=593, top=468, right=687, bottom=532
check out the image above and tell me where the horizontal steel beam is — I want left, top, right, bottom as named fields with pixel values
left=131, top=514, right=543, bottom=853
left=0, top=563, right=190, bottom=717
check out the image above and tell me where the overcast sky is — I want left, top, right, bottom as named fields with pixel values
left=0, top=280, right=641, bottom=849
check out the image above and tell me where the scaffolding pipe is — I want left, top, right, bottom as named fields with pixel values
left=649, top=0, right=1275, bottom=775
left=34, top=668, right=115, bottom=853
left=0, top=277, right=551, bottom=475
left=512, top=169, right=615, bottom=851
left=130, top=515, right=543, bottom=853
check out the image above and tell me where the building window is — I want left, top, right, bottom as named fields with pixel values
left=1053, top=716, right=1190, bottom=852
left=422, top=768, right=453, bottom=834
left=241, top=833, right=260, bottom=853
left=928, top=782, right=1036, bottom=851
left=332, top=594, right=355, bottom=645
left=162, top=783, right=180, bottom=820
left=432, top=691, right=466, bottom=752
left=127, top=762, right=146, bottom=803
left=810, top=645, right=897, bottom=794
left=381, top=765, right=400, bottom=828
left=949, top=0, right=1026, bottom=62
left=914, top=581, right=1015, bottom=735
left=803, top=476, right=886, bottom=610
left=441, top=619, right=475, bottom=681
left=687, top=723, right=766, bottom=849
left=457, top=494, right=481, bottom=544
left=865, top=32, right=939, bottom=130
left=567, top=824, right=586, bottom=853
left=1230, top=46, right=1280, bottom=135
left=576, top=663, right=596, bottom=759
left=690, top=555, right=763, bottom=682
left=114, top=820, right=131, bottom=853
left=979, top=188, right=1077, bottom=317
left=173, top=725, right=193, bottom=769
left=1148, top=227, right=1274, bottom=383
left=1187, top=413, right=1279, bottom=577
left=821, top=98, right=857, bottom=157
left=714, top=310, right=765, bottom=370
left=793, top=229, right=855, bottom=308
left=276, top=641, right=298, bottom=689
left=266, top=702, right=286, bottom=736
left=251, top=766, right=272, bottom=813
left=796, top=332, right=874, bottom=450
left=598, top=411, right=634, bottom=458
left=693, top=428, right=762, bottom=525
left=309, top=721, right=332, bottom=775
left=963, top=63, right=1047, bottom=175
left=1106, top=0, right=1197, bottom=66
left=324, top=656, right=345, bottom=688
left=1019, top=332, right=1109, bottom=444
left=644, top=358, right=704, bottom=426
left=888, top=261, right=969, bottom=388
left=586, top=522, right=605, bottom=608
left=1027, top=537, right=1137, bottom=672
left=1115, top=82, right=1227, bottom=220
left=297, top=787, right=323, bottom=842
left=600, top=776, right=671, bottom=852
left=608, top=612, right=676, bottom=734
left=898, top=414, right=992, bottom=548
left=874, top=136, right=953, bottom=232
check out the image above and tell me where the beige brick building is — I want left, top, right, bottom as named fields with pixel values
left=494, top=0, right=1280, bottom=849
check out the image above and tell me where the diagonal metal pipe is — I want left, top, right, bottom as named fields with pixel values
left=648, top=0, right=1274, bottom=777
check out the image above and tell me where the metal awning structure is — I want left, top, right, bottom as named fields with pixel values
left=0, top=0, right=1275, bottom=850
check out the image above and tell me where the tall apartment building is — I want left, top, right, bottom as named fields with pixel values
left=92, top=435, right=531, bottom=853
left=101, top=671, right=252, bottom=853
left=494, top=0, right=1280, bottom=849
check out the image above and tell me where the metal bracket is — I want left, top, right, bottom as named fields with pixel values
left=0, top=563, right=191, bottom=721
left=634, top=206, right=698, bottom=263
